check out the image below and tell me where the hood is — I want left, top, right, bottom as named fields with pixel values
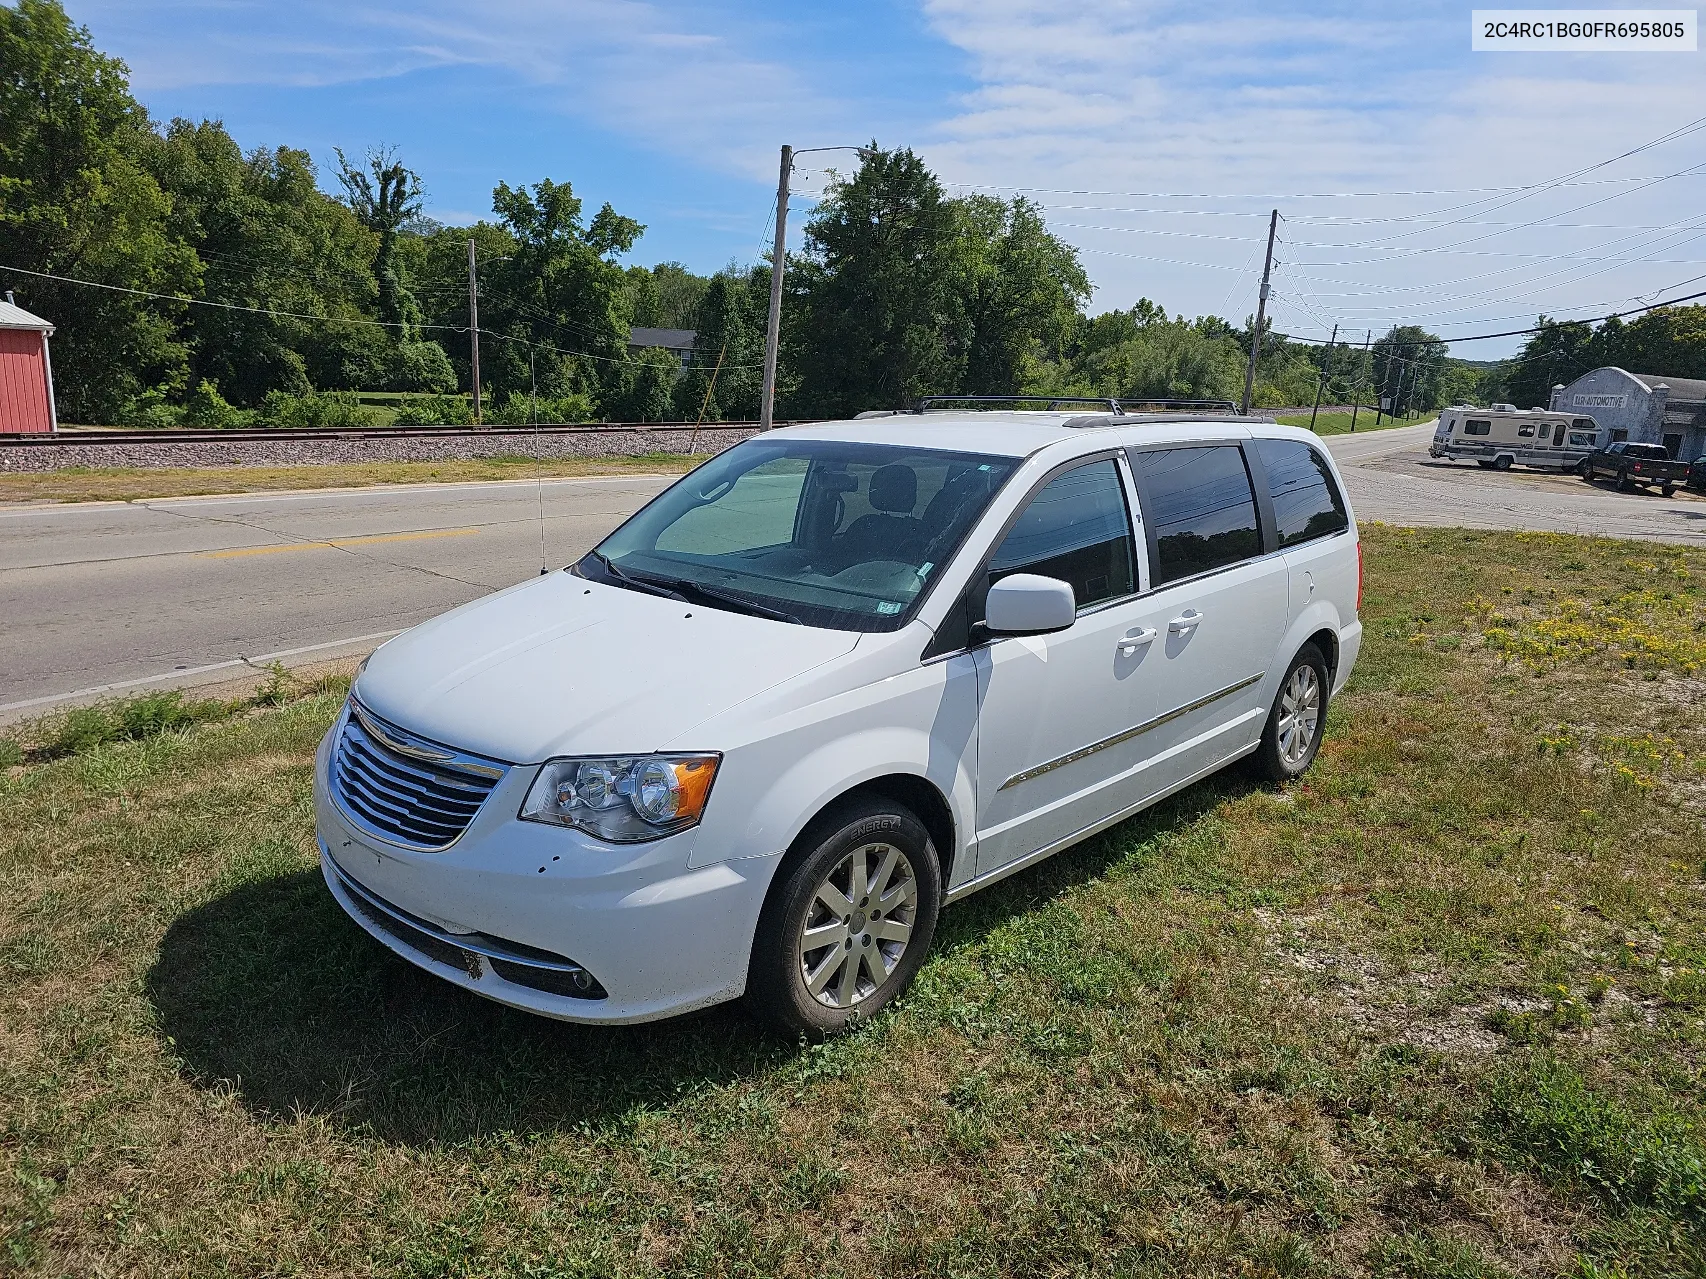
left=354, top=572, right=860, bottom=762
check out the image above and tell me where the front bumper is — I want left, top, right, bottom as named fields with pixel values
left=313, top=723, right=780, bottom=1024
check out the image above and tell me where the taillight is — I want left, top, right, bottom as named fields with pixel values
left=1356, top=541, right=1364, bottom=613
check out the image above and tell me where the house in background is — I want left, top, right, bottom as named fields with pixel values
left=628, top=327, right=697, bottom=370
left=0, top=294, right=57, bottom=434
left=1550, top=367, right=1706, bottom=461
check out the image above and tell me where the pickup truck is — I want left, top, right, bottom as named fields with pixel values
left=1583, top=441, right=1691, bottom=496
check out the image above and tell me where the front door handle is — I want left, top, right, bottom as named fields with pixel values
left=1117, top=626, right=1157, bottom=655
left=1167, top=609, right=1204, bottom=633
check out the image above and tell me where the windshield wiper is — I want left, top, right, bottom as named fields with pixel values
left=584, top=550, right=690, bottom=602
left=586, top=552, right=802, bottom=624
left=666, top=579, right=804, bottom=625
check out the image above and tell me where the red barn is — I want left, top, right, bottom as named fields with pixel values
left=0, top=296, right=57, bottom=433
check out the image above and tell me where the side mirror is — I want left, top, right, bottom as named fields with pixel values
left=983, top=574, right=1076, bottom=636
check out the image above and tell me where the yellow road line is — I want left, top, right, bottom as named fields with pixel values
left=204, top=527, right=480, bottom=558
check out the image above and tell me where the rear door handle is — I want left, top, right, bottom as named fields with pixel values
left=1167, top=609, right=1204, bottom=633
left=1117, top=626, right=1157, bottom=655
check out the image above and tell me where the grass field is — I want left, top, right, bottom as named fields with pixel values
left=2, top=526, right=1704, bottom=1277
left=0, top=455, right=703, bottom=505
left=1273, top=410, right=1436, bottom=436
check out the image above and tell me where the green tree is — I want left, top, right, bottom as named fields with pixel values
left=0, top=0, right=197, bottom=421
left=147, top=120, right=378, bottom=403
left=627, top=261, right=707, bottom=330
left=1499, top=317, right=1597, bottom=409
left=955, top=194, right=1089, bottom=395
left=479, top=178, right=647, bottom=415
left=335, top=146, right=423, bottom=335
left=1371, top=325, right=1449, bottom=415
left=675, top=270, right=765, bottom=421
left=784, top=147, right=966, bottom=416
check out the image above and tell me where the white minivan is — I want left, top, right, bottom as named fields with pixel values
left=314, top=409, right=1362, bottom=1035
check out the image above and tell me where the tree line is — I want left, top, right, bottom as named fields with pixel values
left=6, top=0, right=1702, bottom=428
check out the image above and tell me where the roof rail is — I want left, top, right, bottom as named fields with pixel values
left=911, top=394, right=1240, bottom=415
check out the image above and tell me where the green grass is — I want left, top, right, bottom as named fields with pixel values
left=0, top=454, right=702, bottom=505
left=1273, top=409, right=1436, bottom=435
left=2, top=526, right=1704, bottom=1276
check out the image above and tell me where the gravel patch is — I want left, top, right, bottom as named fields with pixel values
left=0, top=425, right=763, bottom=472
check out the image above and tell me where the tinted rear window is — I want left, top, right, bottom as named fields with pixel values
left=1254, top=439, right=1349, bottom=548
left=1131, top=446, right=1261, bottom=586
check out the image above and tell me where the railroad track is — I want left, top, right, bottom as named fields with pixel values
left=0, top=421, right=785, bottom=447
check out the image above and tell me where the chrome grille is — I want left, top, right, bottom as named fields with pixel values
left=330, top=700, right=506, bottom=850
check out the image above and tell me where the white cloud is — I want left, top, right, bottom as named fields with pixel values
left=918, top=0, right=1706, bottom=347
left=73, top=0, right=893, bottom=183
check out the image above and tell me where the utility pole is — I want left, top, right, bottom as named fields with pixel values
left=1309, top=323, right=1338, bottom=433
left=467, top=238, right=482, bottom=427
left=1240, top=209, right=1278, bottom=416
left=1349, top=329, right=1371, bottom=432
left=1376, top=339, right=1400, bottom=426
left=759, top=144, right=793, bottom=430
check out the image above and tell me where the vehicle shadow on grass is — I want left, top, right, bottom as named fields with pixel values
left=147, top=772, right=1259, bottom=1147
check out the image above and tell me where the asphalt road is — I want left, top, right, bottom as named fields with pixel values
left=4, top=423, right=1703, bottom=717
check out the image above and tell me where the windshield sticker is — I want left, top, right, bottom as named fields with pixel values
left=876, top=601, right=903, bottom=614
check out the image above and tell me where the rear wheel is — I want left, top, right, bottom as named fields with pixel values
left=1662, top=484, right=1676, bottom=498
left=1476, top=459, right=1494, bottom=470
left=1254, top=645, right=1330, bottom=782
left=1493, top=455, right=1513, bottom=471
left=747, top=797, right=941, bottom=1037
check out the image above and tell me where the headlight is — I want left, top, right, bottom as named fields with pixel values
left=519, top=754, right=720, bottom=843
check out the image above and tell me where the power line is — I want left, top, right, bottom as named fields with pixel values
left=944, top=172, right=1692, bottom=201
left=0, top=262, right=765, bottom=370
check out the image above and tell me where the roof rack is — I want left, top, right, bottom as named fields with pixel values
left=910, top=394, right=1240, bottom=415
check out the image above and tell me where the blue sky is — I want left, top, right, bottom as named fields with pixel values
left=62, top=1, right=1706, bottom=358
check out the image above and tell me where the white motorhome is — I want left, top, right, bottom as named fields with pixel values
left=1431, top=404, right=1602, bottom=473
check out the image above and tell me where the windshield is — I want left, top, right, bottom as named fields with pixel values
left=584, top=439, right=1020, bottom=631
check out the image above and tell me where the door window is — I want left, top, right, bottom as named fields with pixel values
left=1131, top=446, right=1262, bottom=586
left=984, top=459, right=1135, bottom=613
left=1252, top=439, right=1349, bottom=548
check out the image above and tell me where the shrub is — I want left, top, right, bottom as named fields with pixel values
left=182, top=379, right=247, bottom=428
left=389, top=340, right=457, bottom=393
left=259, top=390, right=379, bottom=428
left=114, top=390, right=184, bottom=429
left=392, top=393, right=472, bottom=426
left=485, top=392, right=595, bottom=425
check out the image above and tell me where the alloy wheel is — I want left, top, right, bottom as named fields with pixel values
left=798, top=841, right=918, bottom=1009
left=1277, top=664, right=1321, bottom=767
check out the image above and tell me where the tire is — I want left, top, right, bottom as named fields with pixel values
left=1577, top=459, right=1592, bottom=479
left=747, top=796, right=942, bottom=1037
left=1662, top=485, right=1676, bottom=498
left=1476, top=459, right=1494, bottom=470
left=1493, top=455, right=1513, bottom=471
left=1254, top=644, right=1330, bottom=783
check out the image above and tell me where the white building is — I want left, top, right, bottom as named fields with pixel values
left=1550, top=367, right=1706, bottom=462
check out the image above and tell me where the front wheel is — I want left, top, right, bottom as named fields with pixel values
left=1254, top=645, right=1330, bottom=782
left=1662, top=485, right=1676, bottom=498
left=747, top=798, right=942, bottom=1037
left=1618, top=471, right=1634, bottom=492
left=1577, top=459, right=1593, bottom=479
